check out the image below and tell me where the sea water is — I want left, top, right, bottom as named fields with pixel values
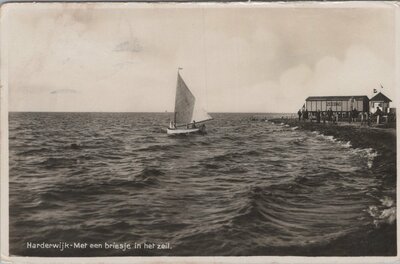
left=8, top=112, right=396, bottom=256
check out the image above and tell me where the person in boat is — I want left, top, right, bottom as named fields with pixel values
left=192, top=120, right=196, bottom=128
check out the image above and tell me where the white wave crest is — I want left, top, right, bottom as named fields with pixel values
left=367, top=205, right=380, bottom=218
left=348, top=147, right=378, bottom=169
left=372, top=207, right=397, bottom=227
left=364, top=148, right=378, bottom=168
left=380, top=196, right=395, bottom=207
left=291, top=126, right=298, bottom=130
left=366, top=197, right=396, bottom=227
left=342, top=141, right=352, bottom=148
left=380, top=207, right=396, bottom=224
left=316, top=134, right=336, bottom=143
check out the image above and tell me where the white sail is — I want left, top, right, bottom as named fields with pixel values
left=174, top=72, right=212, bottom=125
left=174, top=73, right=195, bottom=124
left=191, top=102, right=212, bottom=123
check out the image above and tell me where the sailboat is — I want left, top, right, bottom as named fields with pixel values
left=167, top=69, right=213, bottom=135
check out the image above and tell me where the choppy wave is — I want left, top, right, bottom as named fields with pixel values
left=18, top=148, right=50, bottom=156
left=312, top=131, right=378, bottom=169
left=367, top=197, right=396, bottom=227
left=8, top=112, right=396, bottom=256
left=137, top=144, right=173, bottom=152
left=40, top=157, right=79, bottom=168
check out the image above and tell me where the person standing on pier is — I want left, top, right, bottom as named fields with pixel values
left=316, top=110, right=321, bottom=123
left=327, top=108, right=333, bottom=123
left=375, top=107, right=383, bottom=124
left=352, top=108, right=358, bottom=122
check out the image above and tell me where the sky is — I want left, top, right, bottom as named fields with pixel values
left=3, top=3, right=397, bottom=113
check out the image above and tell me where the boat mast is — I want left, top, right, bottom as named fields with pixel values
left=174, top=112, right=177, bottom=125
left=174, top=67, right=183, bottom=125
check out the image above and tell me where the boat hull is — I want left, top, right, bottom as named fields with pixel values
left=167, top=127, right=205, bottom=135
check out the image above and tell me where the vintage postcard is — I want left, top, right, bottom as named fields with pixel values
left=0, top=2, right=399, bottom=263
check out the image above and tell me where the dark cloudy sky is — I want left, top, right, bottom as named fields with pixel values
left=3, top=3, right=397, bottom=112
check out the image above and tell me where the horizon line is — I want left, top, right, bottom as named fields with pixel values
left=9, top=110, right=296, bottom=114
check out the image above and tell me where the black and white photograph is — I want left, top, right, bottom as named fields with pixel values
left=1, top=2, right=398, bottom=261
